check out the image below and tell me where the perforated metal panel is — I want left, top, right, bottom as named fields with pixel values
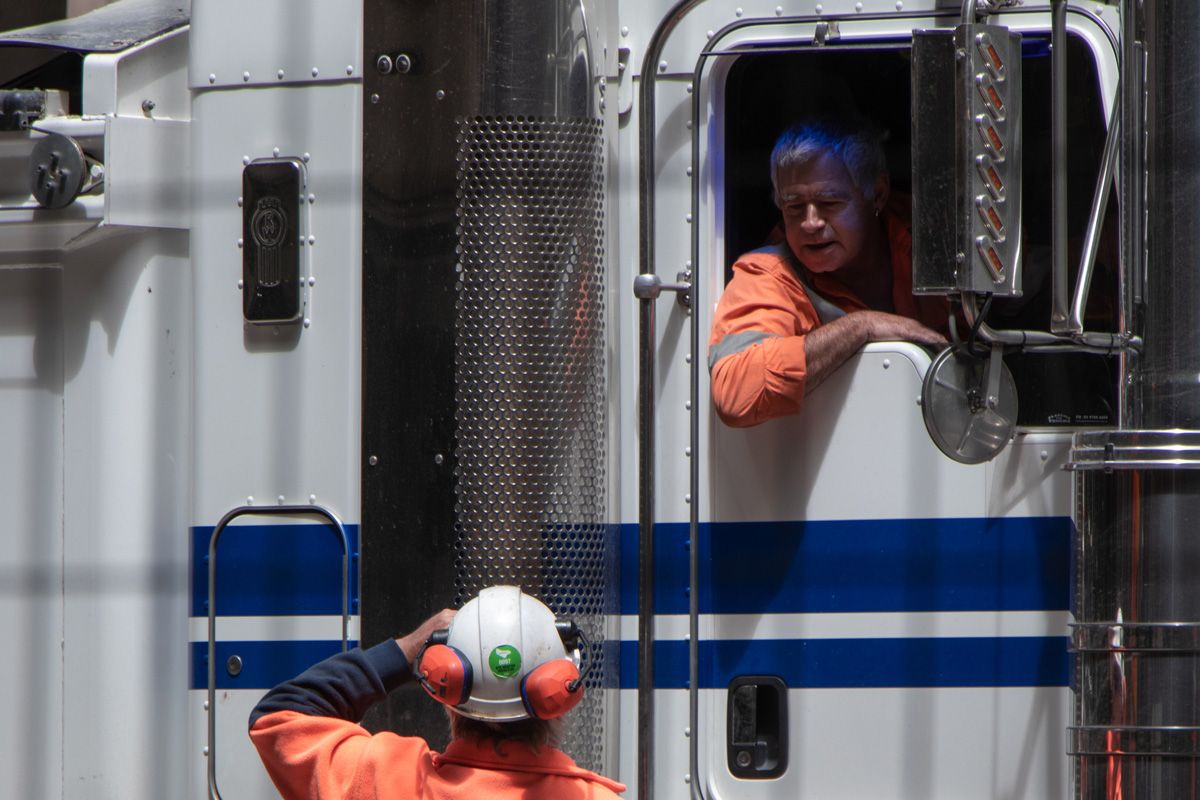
left=453, top=115, right=612, bottom=767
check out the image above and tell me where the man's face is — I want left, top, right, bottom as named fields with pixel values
left=777, top=150, right=880, bottom=274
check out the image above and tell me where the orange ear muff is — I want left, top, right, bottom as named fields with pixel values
left=418, top=644, right=472, bottom=707
left=520, top=658, right=584, bottom=720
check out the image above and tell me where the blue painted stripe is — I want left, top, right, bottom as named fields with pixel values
left=193, top=635, right=1068, bottom=691
left=190, top=523, right=360, bottom=617
left=618, top=637, right=1070, bottom=689
left=190, top=639, right=358, bottom=690
left=620, top=517, right=1071, bottom=615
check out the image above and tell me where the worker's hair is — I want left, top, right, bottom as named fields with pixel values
left=448, top=710, right=564, bottom=754
left=769, top=115, right=889, bottom=205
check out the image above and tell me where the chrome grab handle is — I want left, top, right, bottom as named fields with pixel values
left=207, top=504, right=350, bottom=800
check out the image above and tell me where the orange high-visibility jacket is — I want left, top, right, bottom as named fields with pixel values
left=708, top=195, right=949, bottom=427
left=249, top=641, right=626, bottom=800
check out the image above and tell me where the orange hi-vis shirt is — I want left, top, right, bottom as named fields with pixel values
left=249, top=641, right=625, bottom=800
left=708, top=194, right=949, bottom=428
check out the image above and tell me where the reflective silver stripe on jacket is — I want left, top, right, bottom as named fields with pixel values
left=708, top=330, right=778, bottom=372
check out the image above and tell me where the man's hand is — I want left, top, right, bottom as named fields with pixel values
left=860, top=310, right=948, bottom=347
left=395, top=608, right=458, bottom=663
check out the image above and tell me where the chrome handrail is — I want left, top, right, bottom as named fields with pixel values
left=207, top=504, right=350, bottom=800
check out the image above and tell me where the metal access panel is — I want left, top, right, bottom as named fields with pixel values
left=911, top=30, right=959, bottom=294
left=912, top=24, right=1022, bottom=297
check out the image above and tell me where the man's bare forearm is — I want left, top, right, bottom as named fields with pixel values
left=802, top=313, right=871, bottom=394
left=803, top=310, right=948, bottom=394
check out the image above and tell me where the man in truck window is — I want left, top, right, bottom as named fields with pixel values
left=249, top=585, right=625, bottom=799
left=709, top=115, right=950, bottom=427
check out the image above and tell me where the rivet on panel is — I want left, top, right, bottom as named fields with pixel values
left=434, top=453, right=445, bottom=465
left=246, top=496, right=255, bottom=504
left=346, top=65, right=355, bottom=76
left=302, top=153, right=311, bottom=162
left=312, top=67, right=319, bottom=78
left=308, top=236, right=315, bottom=245
left=309, top=494, right=317, bottom=503
left=686, top=213, right=693, bottom=223
left=776, top=6, right=783, bottom=15
left=370, top=93, right=380, bottom=104
left=685, top=727, right=692, bottom=737
left=685, top=354, right=692, bottom=364
left=436, top=89, right=446, bottom=100
left=686, top=166, right=693, bottom=177
left=272, top=147, right=280, bottom=157
left=658, top=60, right=668, bottom=72
left=242, top=71, right=250, bottom=82
left=368, top=455, right=379, bottom=466
left=308, top=277, right=316, bottom=287
left=208, top=73, right=216, bottom=84
left=237, top=279, right=243, bottom=290
left=277, top=69, right=285, bottom=80
left=685, top=400, right=692, bottom=410
left=621, top=26, right=629, bottom=37
left=736, top=7, right=744, bottom=15
left=237, top=196, right=243, bottom=207
left=308, top=193, right=315, bottom=203
left=203, top=747, right=210, bottom=756
left=883, top=359, right=891, bottom=369
left=1041, top=450, right=1050, bottom=461
left=855, top=2, right=863, bottom=10
left=896, top=0, right=903, bottom=8
left=816, top=3, right=823, bottom=12
left=277, top=495, right=285, bottom=505
left=237, top=239, right=243, bottom=248
left=242, top=155, right=251, bottom=165
left=685, top=494, right=692, bottom=504
left=706, top=30, right=714, bottom=39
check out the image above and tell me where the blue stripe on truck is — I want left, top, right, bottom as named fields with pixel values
left=621, top=517, right=1071, bottom=615
left=190, top=523, right=359, bottom=617
left=190, top=635, right=1068, bottom=690
left=191, top=639, right=359, bottom=691
left=620, top=636, right=1070, bottom=689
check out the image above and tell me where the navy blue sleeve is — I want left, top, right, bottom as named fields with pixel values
left=248, top=640, right=413, bottom=729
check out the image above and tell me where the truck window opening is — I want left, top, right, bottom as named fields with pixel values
left=721, top=34, right=1118, bottom=427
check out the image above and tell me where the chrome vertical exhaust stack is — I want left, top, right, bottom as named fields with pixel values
left=1068, top=2, right=1200, bottom=796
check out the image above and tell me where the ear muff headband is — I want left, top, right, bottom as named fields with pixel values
left=417, top=643, right=473, bottom=707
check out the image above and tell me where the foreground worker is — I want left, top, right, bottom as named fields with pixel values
left=249, top=585, right=625, bottom=799
left=709, top=114, right=950, bottom=427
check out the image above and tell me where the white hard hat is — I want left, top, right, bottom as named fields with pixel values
left=445, top=585, right=573, bottom=721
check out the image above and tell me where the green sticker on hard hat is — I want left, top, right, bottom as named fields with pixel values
left=488, top=645, right=522, bottom=679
